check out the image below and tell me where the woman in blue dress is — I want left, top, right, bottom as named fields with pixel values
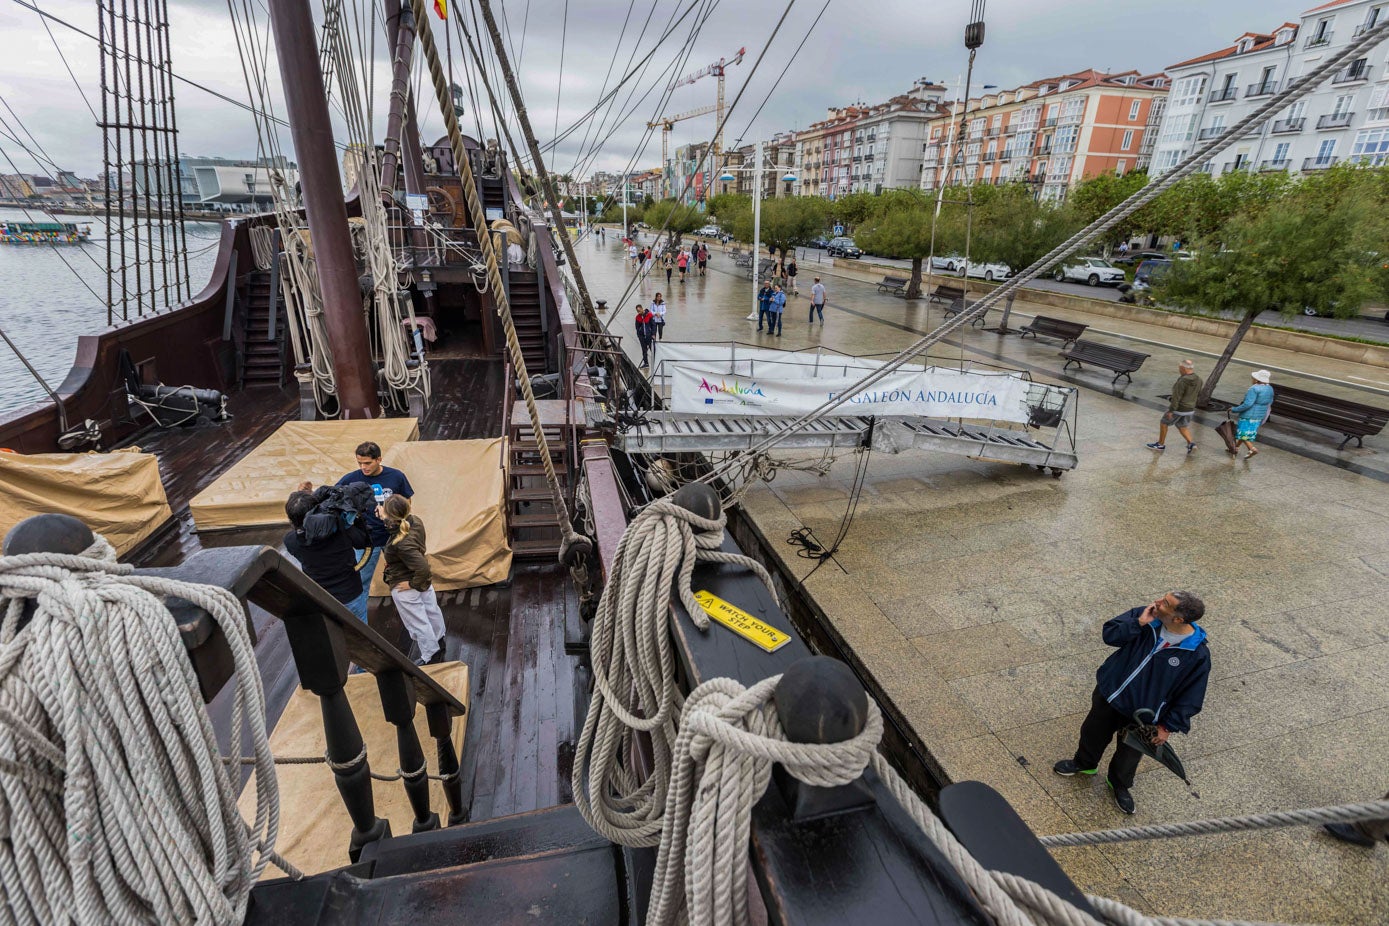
left=1228, top=369, right=1274, bottom=459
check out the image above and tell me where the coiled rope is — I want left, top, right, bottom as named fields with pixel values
left=0, top=536, right=298, bottom=926
left=571, top=496, right=780, bottom=848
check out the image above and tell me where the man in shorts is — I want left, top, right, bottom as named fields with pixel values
left=1148, top=359, right=1202, bottom=453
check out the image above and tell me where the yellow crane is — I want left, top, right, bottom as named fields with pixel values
left=646, top=47, right=745, bottom=199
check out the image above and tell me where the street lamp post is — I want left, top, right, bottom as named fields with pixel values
left=720, top=139, right=797, bottom=321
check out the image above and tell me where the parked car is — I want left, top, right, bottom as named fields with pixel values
left=1133, top=259, right=1172, bottom=289
left=930, top=255, right=965, bottom=272
left=1112, top=250, right=1168, bottom=266
left=963, top=261, right=1013, bottom=281
left=826, top=236, right=862, bottom=258
left=808, top=236, right=832, bottom=250
left=694, top=224, right=721, bottom=237
left=1053, top=257, right=1126, bottom=287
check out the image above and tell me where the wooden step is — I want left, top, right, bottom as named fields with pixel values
left=510, top=538, right=562, bottom=559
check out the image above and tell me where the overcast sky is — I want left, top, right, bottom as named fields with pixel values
left=0, top=0, right=1305, bottom=181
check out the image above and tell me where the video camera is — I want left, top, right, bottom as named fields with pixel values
left=300, top=482, right=377, bottom=544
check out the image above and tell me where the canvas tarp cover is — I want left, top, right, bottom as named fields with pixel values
left=238, top=661, right=468, bottom=877
left=0, top=447, right=171, bottom=555
left=189, top=419, right=419, bottom=531
left=367, top=438, right=512, bottom=594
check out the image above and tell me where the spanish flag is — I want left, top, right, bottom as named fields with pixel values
left=433, top=0, right=446, bottom=19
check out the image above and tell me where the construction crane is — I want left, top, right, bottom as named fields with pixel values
left=647, top=47, right=745, bottom=199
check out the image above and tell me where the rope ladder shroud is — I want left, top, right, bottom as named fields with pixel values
left=698, top=20, right=1389, bottom=484
left=0, top=537, right=300, bottom=926
left=410, top=0, right=586, bottom=557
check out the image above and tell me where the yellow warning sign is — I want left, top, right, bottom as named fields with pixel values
left=693, top=590, right=792, bottom=653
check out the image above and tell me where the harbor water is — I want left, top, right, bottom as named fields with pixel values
left=0, top=206, right=221, bottom=419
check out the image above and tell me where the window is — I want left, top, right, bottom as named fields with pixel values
left=991, top=114, right=1002, bottom=129
left=1351, top=128, right=1389, bottom=164
left=1220, top=74, right=1237, bottom=93
left=1272, top=142, right=1290, bottom=162
left=1309, top=17, right=1333, bottom=45
left=1154, top=149, right=1183, bottom=172
left=1317, top=138, right=1338, bottom=161
left=1121, top=129, right=1134, bottom=150
left=1062, top=98, right=1086, bottom=122
left=1160, top=113, right=1199, bottom=145
left=1209, top=113, right=1226, bottom=131
left=1116, top=159, right=1127, bottom=175
left=1128, top=99, right=1142, bottom=120
left=1288, top=99, right=1307, bottom=119
left=1368, top=7, right=1383, bottom=29
left=1172, top=75, right=1206, bottom=108
left=1333, top=93, right=1355, bottom=116
left=1055, top=125, right=1079, bottom=152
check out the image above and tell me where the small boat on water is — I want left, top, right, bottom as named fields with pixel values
left=0, top=220, right=92, bottom=245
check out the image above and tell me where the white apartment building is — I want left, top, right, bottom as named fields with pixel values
left=1152, top=0, right=1389, bottom=179
left=847, top=93, right=948, bottom=193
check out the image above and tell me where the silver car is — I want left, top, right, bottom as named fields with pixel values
left=1053, top=256, right=1125, bottom=287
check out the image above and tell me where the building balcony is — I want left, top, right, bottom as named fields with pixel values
left=1271, top=117, right=1305, bottom=134
left=1060, top=114, right=1084, bottom=125
left=986, top=126, right=1001, bottom=137
left=982, top=152, right=997, bottom=162
left=1302, top=156, right=1339, bottom=170
left=1037, top=145, right=1052, bottom=156
left=1317, top=112, right=1354, bottom=129
left=1333, top=64, right=1372, bottom=83
left=1258, top=159, right=1291, bottom=171
left=1305, top=32, right=1333, bottom=48
left=1198, top=126, right=1226, bottom=140
left=1209, top=87, right=1239, bottom=103
left=1222, top=160, right=1251, bottom=172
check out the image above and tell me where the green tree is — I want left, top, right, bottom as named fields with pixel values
left=828, top=191, right=877, bottom=230
left=968, top=183, right=1079, bottom=329
left=726, top=195, right=828, bottom=259
left=642, top=198, right=703, bottom=247
left=706, top=192, right=750, bottom=226
left=853, top=189, right=962, bottom=299
left=1156, top=166, right=1389, bottom=405
left=1067, top=171, right=1149, bottom=249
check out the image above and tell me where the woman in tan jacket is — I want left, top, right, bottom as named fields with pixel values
left=379, top=495, right=446, bottom=665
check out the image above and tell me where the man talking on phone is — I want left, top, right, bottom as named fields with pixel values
left=1053, top=591, right=1210, bottom=814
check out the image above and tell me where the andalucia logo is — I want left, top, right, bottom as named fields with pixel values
left=698, top=376, right=769, bottom=406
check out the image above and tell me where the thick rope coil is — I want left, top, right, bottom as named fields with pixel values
left=571, top=498, right=780, bottom=849
left=0, top=535, right=298, bottom=926
left=1039, top=799, right=1389, bottom=849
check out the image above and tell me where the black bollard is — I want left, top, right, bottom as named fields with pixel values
left=670, top=481, right=721, bottom=522
left=772, top=656, right=876, bottom=821
left=3, top=513, right=95, bottom=556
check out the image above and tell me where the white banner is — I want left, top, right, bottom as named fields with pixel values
left=670, top=364, right=1034, bottom=423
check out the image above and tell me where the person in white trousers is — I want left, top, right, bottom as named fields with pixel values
left=379, top=495, right=446, bottom=666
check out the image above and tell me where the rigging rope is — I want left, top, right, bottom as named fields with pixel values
left=410, top=0, right=589, bottom=561
left=0, top=536, right=298, bottom=926
left=571, top=496, right=779, bottom=848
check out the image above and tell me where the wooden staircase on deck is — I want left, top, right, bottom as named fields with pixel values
left=506, top=399, right=581, bottom=561
left=240, top=268, right=289, bottom=388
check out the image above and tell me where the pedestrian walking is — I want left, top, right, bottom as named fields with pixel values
left=651, top=292, right=667, bottom=340
left=1118, top=241, right=1130, bottom=257
left=628, top=242, right=639, bottom=270
left=809, top=276, right=826, bottom=324
left=634, top=303, right=657, bottom=367
left=662, top=250, right=674, bottom=286
left=756, top=279, right=774, bottom=332
left=785, top=255, right=798, bottom=295
left=1323, top=792, right=1389, bottom=847
left=642, top=247, right=654, bottom=278
left=697, top=243, right=709, bottom=277
left=379, top=495, right=447, bottom=666
left=1053, top=591, right=1210, bottom=815
left=1228, top=370, right=1274, bottom=459
left=1147, top=359, right=1202, bottom=453
left=768, top=283, right=786, bottom=336
left=677, top=248, right=689, bottom=282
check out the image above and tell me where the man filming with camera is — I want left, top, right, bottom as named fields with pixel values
left=283, top=488, right=373, bottom=622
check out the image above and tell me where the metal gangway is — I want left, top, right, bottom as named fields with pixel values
left=610, top=343, right=1079, bottom=476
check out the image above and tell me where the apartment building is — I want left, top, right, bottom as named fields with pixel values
left=723, top=133, right=797, bottom=199
left=1151, top=0, right=1389, bottom=179
left=793, top=105, right=871, bottom=199
left=920, top=69, right=1169, bottom=200
left=847, top=91, right=949, bottom=194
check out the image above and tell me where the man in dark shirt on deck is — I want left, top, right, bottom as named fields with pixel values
left=335, top=441, right=414, bottom=592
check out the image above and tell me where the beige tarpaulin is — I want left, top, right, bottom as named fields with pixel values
left=189, top=419, right=418, bottom=531
left=367, top=439, right=512, bottom=595
left=0, top=448, right=171, bottom=556
left=238, top=661, right=469, bottom=877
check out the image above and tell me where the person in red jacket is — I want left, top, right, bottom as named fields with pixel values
left=634, top=304, right=657, bottom=368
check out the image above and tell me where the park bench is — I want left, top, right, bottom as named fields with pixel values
left=1019, top=315, right=1089, bottom=348
left=1060, top=339, right=1150, bottom=385
left=747, top=258, right=777, bottom=280
left=876, top=276, right=910, bottom=296
left=942, top=296, right=990, bottom=328
left=1264, top=384, right=1389, bottom=450
left=733, top=250, right=752, bottom=267
left=929, top=283, right=965, bottom=304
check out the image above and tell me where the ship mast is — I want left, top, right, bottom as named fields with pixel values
left=268, top=0, right=380, bottom=418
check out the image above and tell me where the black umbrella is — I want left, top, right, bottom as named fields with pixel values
left=1123, top=710, right=1199, bottom=798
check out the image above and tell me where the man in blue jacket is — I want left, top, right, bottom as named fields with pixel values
left=1054, top=591, right=1210, bottom=814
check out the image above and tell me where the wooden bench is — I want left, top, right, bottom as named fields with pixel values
left=876, top=276, right=910, bottom=296
left=1060, top=339, right=1150, bottom=385
left=1265, top=384, right=1389, bottom=450
left=747, top=258, right=777, bottom=280
left=1019, top=315, right=1088, bottom=348
left=941, top=296, right=989, bottom=328
left=929, top=284, right=965, bottom=304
